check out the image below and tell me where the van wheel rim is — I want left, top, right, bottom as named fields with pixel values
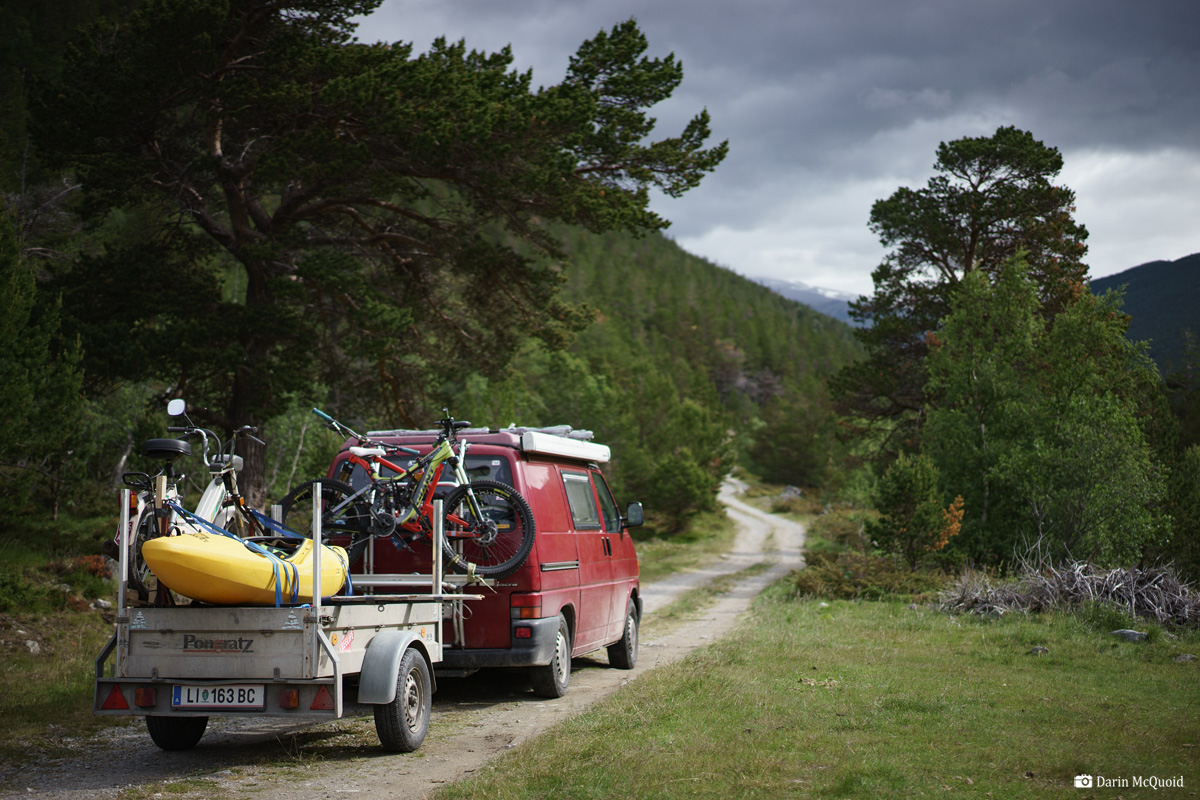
left=553, top=629, right=569, bottom=683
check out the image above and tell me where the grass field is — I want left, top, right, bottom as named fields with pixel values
left=435, top=584, right=1200, bottom=799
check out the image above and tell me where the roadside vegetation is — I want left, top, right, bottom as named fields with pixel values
left=435, top=488, right=1200, bottom=800
left=437, top=584, right=1199, bottom=800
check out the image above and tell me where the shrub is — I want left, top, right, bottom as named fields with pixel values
left=792, top=552, right=950, bottom=601
left=867, top=453, right=962, bottom=569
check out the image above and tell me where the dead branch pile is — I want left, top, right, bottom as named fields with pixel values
left=938, top=561, right=1200, bottom=629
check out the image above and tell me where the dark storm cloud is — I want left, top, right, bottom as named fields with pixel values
left=358, top=0, right=1200, bottom=293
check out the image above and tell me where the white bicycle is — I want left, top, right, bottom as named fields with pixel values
left=110, top=399, right=267, bottom=601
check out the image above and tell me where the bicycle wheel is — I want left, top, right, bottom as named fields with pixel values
left=442, top=480, right=535, bottom=579
left=279, top=478, right=373, bottom=565
left=128, top=507, right=159, bottom=601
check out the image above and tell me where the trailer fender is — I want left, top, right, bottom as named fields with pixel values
left=358, top=631, right=435, bottom=704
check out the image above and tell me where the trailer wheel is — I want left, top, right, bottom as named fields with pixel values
left=145, top=715, right=208, bottom=751
left=374, top=647, right=431, bottom=752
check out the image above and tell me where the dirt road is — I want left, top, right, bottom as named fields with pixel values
left=1, top=481, right=804, bottom=800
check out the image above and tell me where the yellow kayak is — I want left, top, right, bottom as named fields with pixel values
left=142, top=531, right=348, bottom=606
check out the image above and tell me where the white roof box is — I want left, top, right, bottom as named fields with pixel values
left=521, top=430, right=610, bottom=463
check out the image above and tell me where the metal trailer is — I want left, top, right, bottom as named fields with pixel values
left=95, top=489, right=479, bottom=752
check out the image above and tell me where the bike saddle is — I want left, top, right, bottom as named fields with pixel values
left=142, top=438, right=192, bottom=462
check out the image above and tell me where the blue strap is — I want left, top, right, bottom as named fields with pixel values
left=246, top=509, right=354, bottom=596
left=247, top=508, right=306, bottom=539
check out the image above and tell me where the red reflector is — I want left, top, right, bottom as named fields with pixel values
left=310, top=685, right=336, bottom=710
left=514, top=626, right=532, bottom=639
left=279, top=689, right=299, bottom=709
left=134, top=688, right=156, bottom=708
left=101, top=684, right=129, bottom=710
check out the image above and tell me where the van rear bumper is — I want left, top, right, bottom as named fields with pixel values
left=439, top=617, right=559, bottom=669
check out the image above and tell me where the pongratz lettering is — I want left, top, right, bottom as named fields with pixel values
left=181, top=634, right=254, bottom=653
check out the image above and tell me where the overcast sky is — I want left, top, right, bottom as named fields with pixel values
left=356, top=0, right=1200, bottom=298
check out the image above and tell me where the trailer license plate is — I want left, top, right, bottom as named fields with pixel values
left=171, top=684, right=264, bottom=710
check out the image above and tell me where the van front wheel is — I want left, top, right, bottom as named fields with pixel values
left=530, top=614, right=571, bottom=698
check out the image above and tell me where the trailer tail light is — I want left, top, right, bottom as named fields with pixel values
left=511, top=593, right=541, bottom=620
left=134, top=688, right=156, bottom=708
left=279, top=688, right=299, bottom=709
left=310, top=685, right=336, bottom=710
left=101, top=684, right=129, bottom=710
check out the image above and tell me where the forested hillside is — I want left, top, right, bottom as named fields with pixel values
left=0, top=0, right=861, bottom=539
left=1090, top=252, right=1200, bottom=372
left=450, top=227, right=861, bottom=525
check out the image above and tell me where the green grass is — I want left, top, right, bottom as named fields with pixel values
left=0, top=608, right=123, bottom=767
left=434, top=585, right=1200, bottom=799
left=631, top=508, right=737, bottom=585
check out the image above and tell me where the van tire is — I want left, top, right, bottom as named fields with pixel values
left=607, top=601, right=639, bottom=670
left=530, top=614, right=571, bottom=698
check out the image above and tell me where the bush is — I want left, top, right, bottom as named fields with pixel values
left=792, top=551, right=950, bottom=601
left=0, top=566, right=57, bottom=613
left=806, top=509, right=873, bottom=553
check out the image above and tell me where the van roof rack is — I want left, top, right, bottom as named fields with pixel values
left=364, top=424, right=609, bottom=463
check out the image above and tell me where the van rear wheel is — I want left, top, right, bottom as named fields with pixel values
left=607, top=601, right=639, bottom=670
left=530, top=614, right=571, bottom=698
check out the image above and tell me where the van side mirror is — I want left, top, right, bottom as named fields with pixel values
left=623, top=502, right=644, bottom=529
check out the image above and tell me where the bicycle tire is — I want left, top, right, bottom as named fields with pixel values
left=279, top=478, right=373, bottom=565
left=441, top=480, right=536, bottom=579
left=128, top=507, right=159, bottom=601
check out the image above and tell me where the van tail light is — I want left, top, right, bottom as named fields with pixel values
left=510, top=593, right=541, bottom=620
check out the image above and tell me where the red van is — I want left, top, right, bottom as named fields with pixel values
left=323, top=425, right=643, bottom=697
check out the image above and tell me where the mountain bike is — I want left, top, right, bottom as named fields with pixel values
left=112, top=399, right=268, bottom=600
left=278, top=409, right=536, bottom=580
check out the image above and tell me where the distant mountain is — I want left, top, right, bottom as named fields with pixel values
left=751, top=277, right=862, bottom=326
left=1090, top=252, right=1200, bottom=372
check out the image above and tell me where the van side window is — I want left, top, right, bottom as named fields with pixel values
left=562, top=471, right=601, bottom=529
left=593, top=472, right=620, bottom=531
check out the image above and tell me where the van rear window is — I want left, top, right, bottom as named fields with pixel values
left=561, top=471, right=601, bottom=529
left=339, top=453, right=513, bottom=494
